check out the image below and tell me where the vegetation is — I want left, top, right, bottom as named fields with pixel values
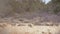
left=8, top=0, right=60, bottom=14
left=0, top=0, right=60, bottom=17
left=48, top=0, right=60, bottom=14
left=8, top=0, right=45, bottom=14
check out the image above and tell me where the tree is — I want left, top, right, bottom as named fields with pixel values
left=49, top=0, right=60, bottom=14
left=8, top=0, right=45, bottom=14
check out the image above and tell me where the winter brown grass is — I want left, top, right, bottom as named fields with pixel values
left=0, top=23, right=60, bottom=34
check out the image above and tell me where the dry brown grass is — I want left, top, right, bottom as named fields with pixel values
left=0, top=23, right=60, bottom=34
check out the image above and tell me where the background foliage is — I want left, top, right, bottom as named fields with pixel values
left=8, top=0, right=45, bottom=14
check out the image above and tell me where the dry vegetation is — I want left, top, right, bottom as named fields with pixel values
left=0, top=0, right=60, bottom=34
left=0, top=22, right=60, bottom=34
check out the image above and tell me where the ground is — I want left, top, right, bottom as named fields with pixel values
left=0, top=23, right=60, bottom=34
